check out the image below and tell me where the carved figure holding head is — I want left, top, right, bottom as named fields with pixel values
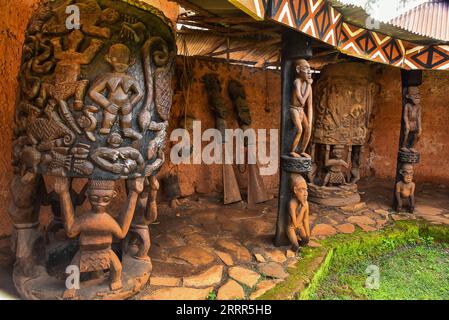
left=89, top=44, right=144, bottom=140
left=290, top=59, right=313, bottom=158
left=395, top=163, right=415, bottom=213
left=287, top=174, right=310, bottom=251
left=54, top=177, right=144, bottom=298
left=401, top=86, right=422, bottom=153
left=322, top=145, right=350, bottom=186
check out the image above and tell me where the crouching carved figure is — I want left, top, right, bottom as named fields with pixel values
left=9, top=0, right=175, bottom=300
left=286, top=174, right=310, bottom=251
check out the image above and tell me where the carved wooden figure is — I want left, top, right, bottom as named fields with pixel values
left=395, top=163, right=416, bottom=213
left=9, top=0, right=175, bottom=300
left=401, top=87, right=422, bottom=153
left=55, top=177, right=144, bottom=297
left=322, top=145, right=351, bottom=186
left=286, top=174, right=310, bottom=251
left=89, top=43, right=144, bottom=140
left=290, top=59, right=313, bottom=158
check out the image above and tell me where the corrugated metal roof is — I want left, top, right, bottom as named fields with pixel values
left=389, top=0, right=449, bottom=42
left=328, top=0, right=449, bottom=44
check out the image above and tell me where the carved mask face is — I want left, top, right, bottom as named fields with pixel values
left=106, top=44, right=132, bottom=73
left=107, top=133, right=123, bottom=148
left=298, top=65, right=311, bottom=82
left=407, top=87, right=421, bottom=105
left=88, top=188, right=117, bottom=212
left=332, top=147, right=344, bottom=159
left=123, top=159, right=137, bottom=174
left=294, top=185, right=308, bottom=204
left=101, top=8, right=120, bottom=24
left=401, top=165, right=414, bottom=183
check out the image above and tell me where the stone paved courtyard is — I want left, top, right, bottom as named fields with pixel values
left=1, top=178, right=448, bottom=300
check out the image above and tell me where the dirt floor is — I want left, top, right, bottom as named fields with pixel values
left=0, top=178, right=448, bottom=300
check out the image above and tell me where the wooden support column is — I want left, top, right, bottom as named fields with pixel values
left=275, top=29, right=312, bottom=246
left=392, top=70, right=422, bottom=212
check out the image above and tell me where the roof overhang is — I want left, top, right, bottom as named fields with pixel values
left=224, top=0, right=449, bottom=70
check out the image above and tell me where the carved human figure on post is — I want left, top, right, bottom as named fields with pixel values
left=290, top=59, right=313, bottom=158
left=124, top=176, right=159, bottom=260
left=54, top=177, right=144, bottom=298
left=322, top=145, right=350, bottom=186
left=401, top=86, right=422, bottom=153
left=286, top=174, right=310, bottom=251
left=89, top=44, right=144, bottom=140
left=395, top=163, right=415, bottom=213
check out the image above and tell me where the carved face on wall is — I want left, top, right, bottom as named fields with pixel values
left=107, top=133, right=124, bottom=148
left=101, top=8, right=120, bottom=24
left=291, top=174, right=308, bottom=204
left=88, top=186, right=117, bottom=212
left=400, top=163, right=414, bottom=183
left=407, top=87, right=421, bottom=105
left=106, top=44, right=133, bottom=73
left=123, top=159, right=138, bottom=174
left=332, top=145, right=345, bottom=160
left=295, top=59, right=312, bottom=83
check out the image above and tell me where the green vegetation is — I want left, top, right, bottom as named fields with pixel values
left=312, top=243, right=449, bottom=300
left=259, top=222, right=449, bottom=300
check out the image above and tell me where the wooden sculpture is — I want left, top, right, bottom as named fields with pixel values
left=8, top=0, right=175, bottom=300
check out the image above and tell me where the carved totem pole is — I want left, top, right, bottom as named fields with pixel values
left=275, top=30, right=313, bottom=247
left=9, top=0, right=176, bottom=300
left=394, top=71, right=422, bottom=213
left=307, top=63, right=377, bottom=207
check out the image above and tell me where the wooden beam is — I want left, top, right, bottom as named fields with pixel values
left=168, top=0, right=215, bottom=17
left=182, top=55, right=257, bottom=66
left=177, top=27, right=280, bottom=39
left=208, top=39, right=281, bottom=57
left=178, top=16, right=256, bottom=24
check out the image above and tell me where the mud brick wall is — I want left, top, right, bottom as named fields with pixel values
left=159, top=57, right=281, bottom=198
left=363, top=67, right=449, bottom=185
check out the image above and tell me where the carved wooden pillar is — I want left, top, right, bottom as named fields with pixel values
left=393, top=70, right=422, bottom=213
left=275, top=29, right=312, bottom=247
left=9, top=0, right=175, bottom=300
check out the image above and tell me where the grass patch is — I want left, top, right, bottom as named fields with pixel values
left=312, top=243, right=449, bottom=300
left=259, top=221, right=449, bottom=300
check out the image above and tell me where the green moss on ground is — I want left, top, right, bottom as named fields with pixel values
left=312, top=243, right=449, bottom=300
left=259, top=221, right=449, bottom=300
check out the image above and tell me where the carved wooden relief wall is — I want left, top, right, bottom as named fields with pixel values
left=308, top=62, right=377, bottom=207
left=9, top=0, right=175, bottom=300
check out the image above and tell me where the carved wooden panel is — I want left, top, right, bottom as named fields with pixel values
left=13, top=0, right=176, bottom=181
left=312, top=63, right=376, bottom=146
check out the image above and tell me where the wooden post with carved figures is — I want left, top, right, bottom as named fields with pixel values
left=275, top=29, right=313, bottom=247
left=8, top=0, right=175, bottom=300
left=393, top=70, right=422, bottom=213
